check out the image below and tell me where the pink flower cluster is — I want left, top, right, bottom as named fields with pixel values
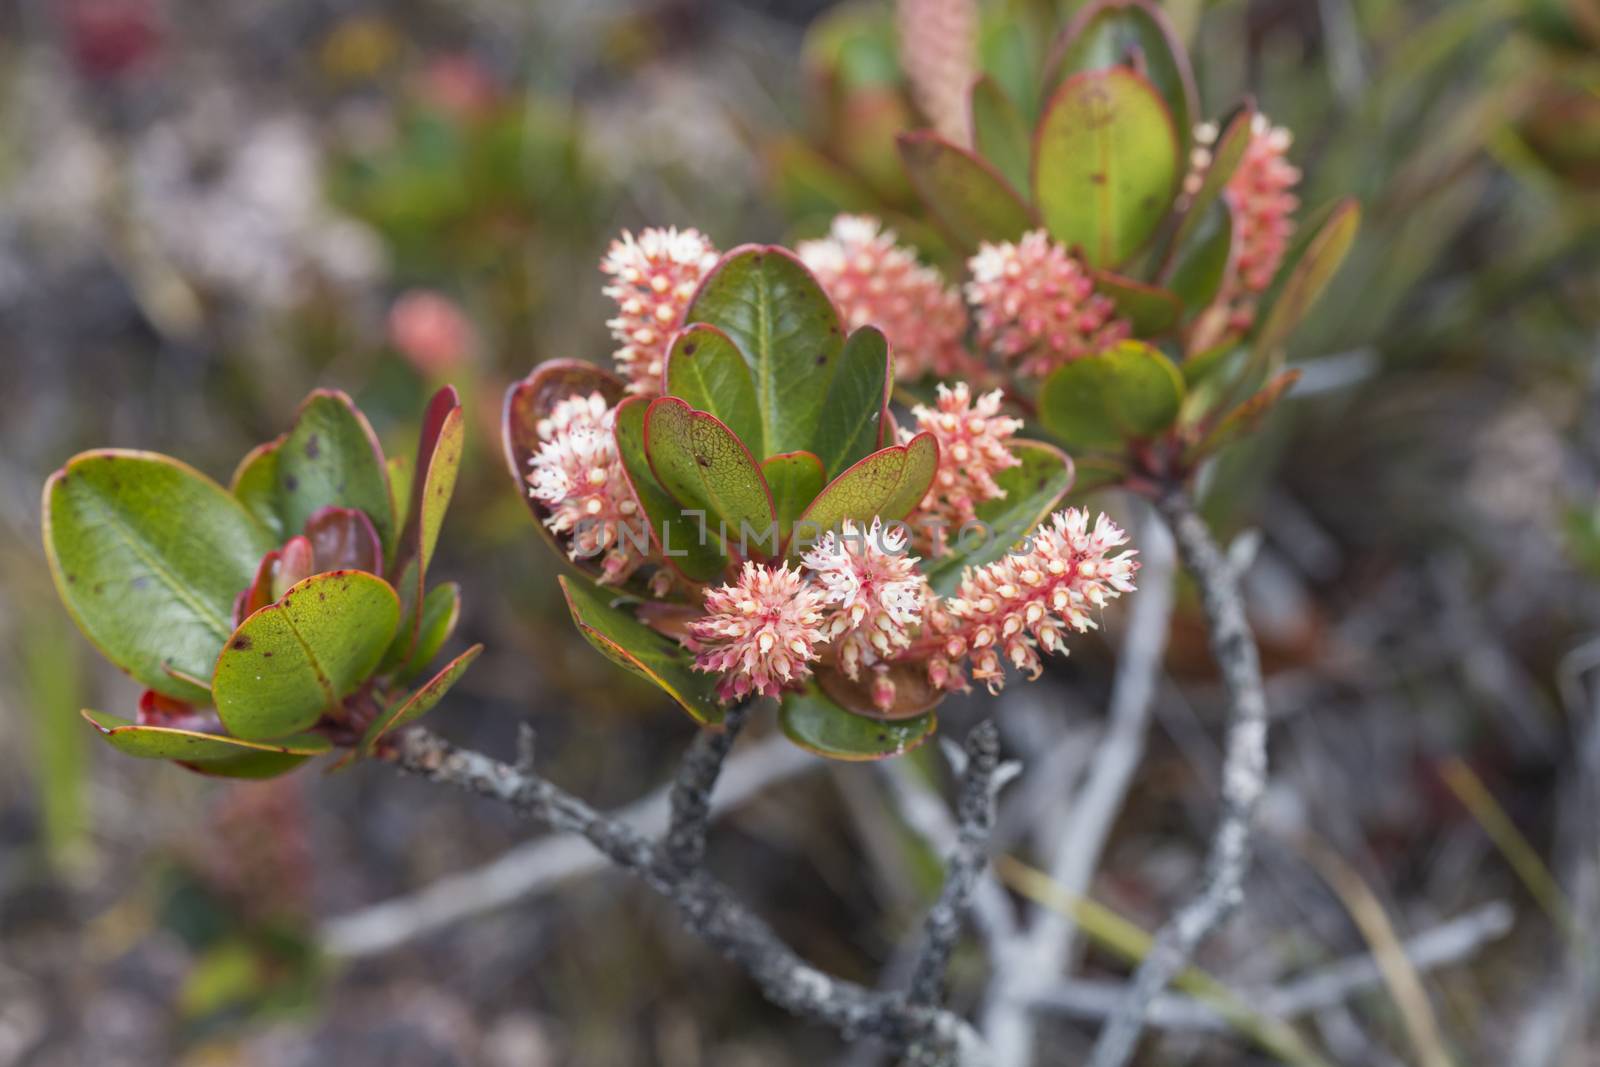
left=927, top=509, right=1139, bottom=694
left=688, top=562, right=830, bottom=702
left=895, top=0, right=976, bottom=144
left=687, top=509, right=1136, bottom=705
left=802, top=519, right=929, bottom=681
left=1226, top=114, right=1301, bottom=297
left=965, top=231, right=1132, bottom=378
left=600, top=227, right=720, bottom=395
left=798, top=216, right=971, bottom=381
left=525, top=392, right=647, bottom=584
left=905, top=383, right=1022, bottom=547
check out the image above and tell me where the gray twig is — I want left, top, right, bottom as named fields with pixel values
left=665, top=700, right=752, bottom=873
left=1087, top=490, right=1271, bottom=1067
left=909, top=718, right=1003, bottom=1008
left=1031, top=899, right=1514, bottom=1028
left=383, top=726, right=988, bottom=1065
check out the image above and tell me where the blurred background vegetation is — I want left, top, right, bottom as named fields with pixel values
left=0, top=0, right=1597, bottom=1064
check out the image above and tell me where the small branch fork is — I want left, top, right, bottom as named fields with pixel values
left=383, top=708, right=1003, bottom=1066
left=1086, top=488, right=1271, bottom=1067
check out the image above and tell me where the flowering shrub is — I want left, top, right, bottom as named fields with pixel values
left=777, top=0, right=1359, bottom=493
left=506, top=238, right=1136, bottom=759
left=43, top=387, right=478, bottom=777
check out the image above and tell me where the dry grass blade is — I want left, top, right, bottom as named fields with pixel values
left=1299, top=835, right=1457, bottom=1067
left=995, top=856, right=1333, bottom=1067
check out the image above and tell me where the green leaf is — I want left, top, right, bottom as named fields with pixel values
left=923, top=440, right=1076, bottom=595
left=814, top=326, right=892, bottom=479
left=1165, top=198, right=1234, bottom=312
left=971, top=75, right=1033, bottom=193
left=1041, top=0, right=1198, bottom=152
left=763, top=452, right=826, bottom=545
left=360, top=643, right=482, bottom=754
left=82, top=709, right=328, bottom=768
left=558, top=576, right=724, bottom=725
left=393, top=385, right=464, bottom=587
left=1038, top=341, right=1185, bottom=451
left=502, top=360, right=629, bottom=583
left=645, top=398, right=777, bottom=560
left=1187, top=370, right=1301, bottom=461
left=664, top=324, right=762, bottom=451
left=1094, top=271, right=1182, bottom=336
left=1163, top=104, right=1253, bottom=263
left=897, top=131, right=1034, bottom=250
left=1032, top=68, right=1181, bottom=268
left=229, top=438, right=286, bottom=539
left=779, top=687, right=936, bottom=761
left=386, top=454, right=412, bottom=544
left=1253, top=198, right=1361, bottom=357
left=791, top=434, right=939, bottom=552
left=276, top=390, right=395, bottom=563
left=44, top=451, right=277, bottom=702
left=613, top=398, right=728, bottom=583
left=684, top=246, right=845, bottom=458
left=404, top=581, right=460, bottom=679
left=212, top=571, right=401, bottom=740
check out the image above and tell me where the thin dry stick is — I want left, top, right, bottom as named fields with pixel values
left=1087, top=489, right=1270, bottom=1067
left=382, top=725, right=989, bottom=1065
left=909, top=718, right=1002, bottom=1007
left=665, top=700, right=753, bottom=873
left=322, top=732, right=815, bottom=958
left=983, top=513, right=1176, bottom=1066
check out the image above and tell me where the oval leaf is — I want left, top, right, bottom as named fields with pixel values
left=1094, top=271, right=1183, bottom=336
left=970, top=75, right=1033, bottom=194
left=897, top=131, right=1035, bottom=250
left=779, top=687, right=936, bottom=760
left=277, top=390, right=395, bottom=562
left=1166, top=198, right=1234, bottom=313
left=614, top=398, right=728, bottom=583
left=763, top=452, right=826, bottom=544
left=559, top=576, right=724, bottom=725
left=213, top=570, right=401, bottom=740
left=923, top=439, right=1077, bottom=594
left=45, top=451, right=277, bottom=702
left=1038, top=341, right=1185, bottom=451
left=83, top=709, right=329, bottom=762
left=684, top=245, right=845, bottom=458
left=645, top=398, right=777, bottom=561
left=1033, top=68, right=1181, bottom=268
left=664, top=323, right=763, bottom=450
left=361, top=643, right=483, bottom=754
left=791, top=433, right=939, bottom=552
left=814, top=325, right=892, bottom=478
left=229, top=438, right=286, bottom=539
left=1041, top=0, right=1198, bottom=151
left=1253, top=198, right=1361, bottom=357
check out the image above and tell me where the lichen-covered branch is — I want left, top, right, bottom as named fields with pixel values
left=383, top=726, right=988, bottom=1065
left=665, top=699, right=752, bottom=873
left=1086, top=489, right=1270, bottom=1067
left=909, top=717, right=1002, bottom=1007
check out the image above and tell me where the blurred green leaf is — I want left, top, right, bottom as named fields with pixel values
left=971, top=75, right=1034, bottom=193
left=230, top=440, right=286, bottom=540
left=898, top=131, right=1035, bottom=250
left=1033, top=69, right=1181, bottom=267
left=1039, top=341, right=1185, bottom=450
left=45, top=451, right=277, bottom=702
left=1166, top=198, right=1234, bottom=312
left=1095, top=271, right=1183, bottom=335
left=1254, top=198, right=1362, bottom=358
left=1042, top=0, right=1198, bottom=143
